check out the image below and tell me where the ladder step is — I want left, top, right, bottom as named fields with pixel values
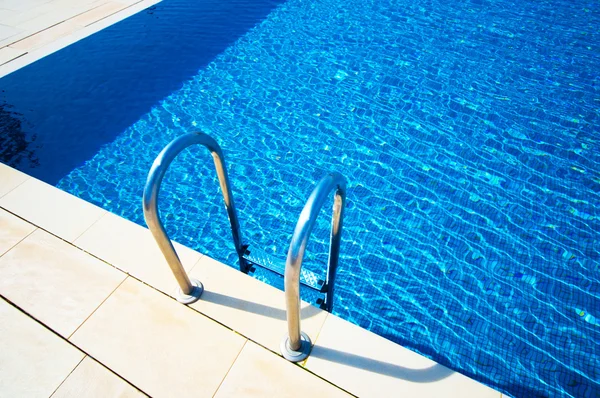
left=243, top=247, right=326, bottom=293
left=249, top=266, right=326, bottom=309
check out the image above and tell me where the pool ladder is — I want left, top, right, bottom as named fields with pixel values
left=142, top=132, right=346, bottom=362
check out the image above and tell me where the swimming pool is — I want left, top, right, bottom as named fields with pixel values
left=1, top=0, right=599, bottom=396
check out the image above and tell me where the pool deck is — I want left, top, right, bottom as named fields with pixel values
left=0, top=163, right=504, bottom=397
left=1, top=2, right=505, bottom=397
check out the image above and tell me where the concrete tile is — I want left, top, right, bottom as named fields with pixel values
left=1, top=3, right=60, bottom=26
left=0, top=0, right=54, bottom=12
left=70, top=2, right=128, bottom=27
left=0, top=29, right=31, bottom=48
left=305, top=315, right=499, bottom=398
left=5, top=0, right=98, bottom=27
left=113, top=0, right=144, bottom=4
left=74, top=212, right=201, bottom=296
left=0, top=209, right=36, bottom=256
left=16, top=3, right=92, bottom=31
left=0, top=177, right=106, bottom=242
left=0, top=298, right=84, bottom=398
left=215, top=341, right=351, bottom=398
left=0, top=9, right=19, bottom=25
left=52, top=0, right=103, bottom=7
left=52, top=356, right=146, bottom=398
left=70, top=277, right=246, bottom=398
left=83, top=0, right=161, bottom=25
left=0, top=162, right=30, bottom=198
left=10, top=20, right=81, bottom=51
left=189, top=256, right=328, bottom=353
left=0, top=229, right=126, bottom=337
left=0, top=45, right=26, bottom=65
left=0, top=23, right=20, bottom=40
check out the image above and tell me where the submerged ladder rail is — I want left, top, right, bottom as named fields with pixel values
left=281, top=172, right=346, bottom=362
left=142, top=132, right=247, bottom=304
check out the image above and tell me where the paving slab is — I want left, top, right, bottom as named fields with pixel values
left=10, top=20, right=80, bottom=51
left=0, top=162, right=30, bottom=198
left=189, top=255, right=328, bottom=353
left=70, top=277, right=246, bottom=398
left=306, top=315, right=500, bottom=398
left=70, top=2, right=128, bottom=27
left=0, top=208, right=36, bottom=256
left=215, top=340, right=352, bottom=398
left=0, top=45, right=26, bottom=65
left=0, top=298, right=84, bottom=398
left=0, top=229, right=126, bottom=337
left=51, top=356, right=146, bottom=398
left=0, top=177, right=106, bottom=242
left=74, top=211, right=202, bottom=296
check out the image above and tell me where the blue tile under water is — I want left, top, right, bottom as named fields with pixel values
left=1, top=0, right=599, bottom=396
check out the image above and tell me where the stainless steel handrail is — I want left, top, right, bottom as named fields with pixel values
left=142, top=132, right=246, bottom=304
left=280, top=172, right=346, bottom=362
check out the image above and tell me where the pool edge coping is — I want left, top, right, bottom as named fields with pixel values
left=0, top=162, right=503, bottom=398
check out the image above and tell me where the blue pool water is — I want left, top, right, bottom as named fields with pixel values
left=1, top=0, right=599, bottom=396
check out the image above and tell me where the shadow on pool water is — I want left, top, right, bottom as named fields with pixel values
left=0, top=0, right=285, bottom=185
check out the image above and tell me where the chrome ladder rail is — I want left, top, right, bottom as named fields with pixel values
left=142, top=132, right=248, bottom=304
left=280, top=172, right=346, bottom=362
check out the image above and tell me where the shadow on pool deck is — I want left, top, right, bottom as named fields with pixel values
left=0, top=0, right=286, bottom=185
left=199, top=288, right=457, bottom=383
left=200, top=290, right=323, bottom=321
left=310, top=346, right=456, bottom=383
